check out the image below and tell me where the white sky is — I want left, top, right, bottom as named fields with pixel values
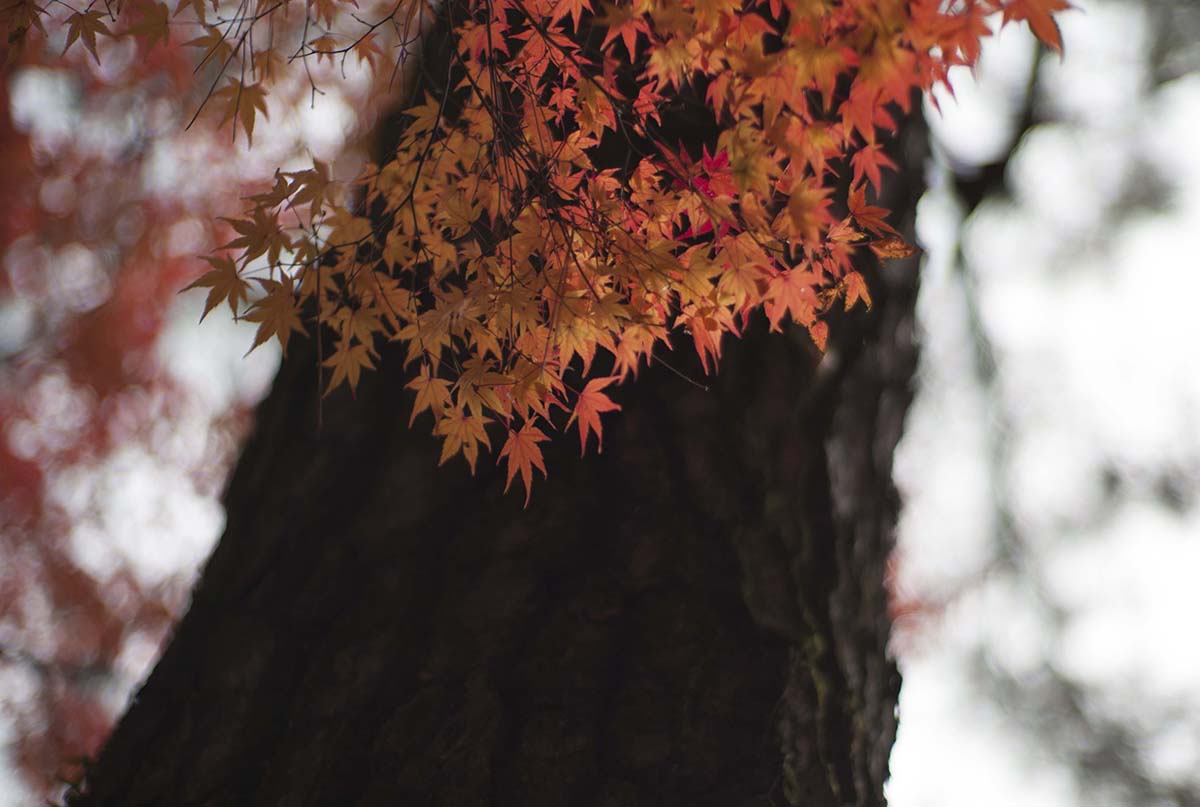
left=889, top=2, right=1200, bottom=805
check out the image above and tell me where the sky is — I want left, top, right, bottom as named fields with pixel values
left=888, top=2, right=1200, bottom=804
left=3, top=0, right=1200, bottom=803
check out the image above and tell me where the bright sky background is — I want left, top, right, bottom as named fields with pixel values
left=4, top=0, right=1200, bottom=803
left=889, top=2, right=1200, bottom=804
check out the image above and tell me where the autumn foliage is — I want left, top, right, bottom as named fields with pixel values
left=5, top=0, right=1068, bottom=504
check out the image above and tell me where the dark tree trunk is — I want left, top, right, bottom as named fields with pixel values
left=68, top=181, right=922, bottom=807
left=67, top=30, right=925, bottom=807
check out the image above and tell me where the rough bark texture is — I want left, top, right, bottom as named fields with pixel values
left=67, top=53, right=926, bottom=807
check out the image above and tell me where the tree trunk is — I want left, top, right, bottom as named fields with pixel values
left=67, top=50, right=926, bottom=807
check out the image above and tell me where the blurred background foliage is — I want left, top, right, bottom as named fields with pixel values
left=0, top=8, right=390, bottom=794
left=1, top=0, right=1199, bottom=803
left=890, top=1, right=1200, bottom=805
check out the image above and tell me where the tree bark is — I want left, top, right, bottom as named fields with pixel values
left=67, top=40, right=926, bottom=807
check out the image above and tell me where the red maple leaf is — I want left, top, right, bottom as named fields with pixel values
left=1003, top=0, right=1073, bottom=53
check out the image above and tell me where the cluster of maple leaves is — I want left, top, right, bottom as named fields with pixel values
left=5, top=0, right=1069, bottom=503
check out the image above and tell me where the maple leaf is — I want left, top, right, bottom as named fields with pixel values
left=324, top=338, right=376, bottom=397
left=456, top=356, right=512, bottom=416
left=850, top=143, right=898, bottom=196
left=567, top=376, right=622, bottom=455
left=827, top=218, right=864, bottom=245
left=220, top=206, right=290, bottom=266
left=407, top=364, right=453, bottom=426
left=632, top=84, right=663, bottom=126
left=840, top=85, right=892, bottom=143
left=646, top=36, right=692, bottom=91
left=212, top=80, right=270, bottom=146
left=938, top=3, right=993, bottom=65
left=847, top=184, right=899, bottom=236
left=243, top=277, right=304, bottom=356
left=250, top=171, right=291, bottom=208
left=1003, top=0, right=1073, bottom=53
left=183, top=24, right=233, bottom=69
left=869, top=236, right=917, bottom=260
left=439, top=191, right=482, bottom=239
left=436, top=405, right=491, bottom=473
left=308, top=35, right=339, bottom=65
left=326, top=208, right=374, bottom=247
left=808, top=320, right=828, bottom=352
left=404, top=92, right=444, bottom=136
left=335, top=305, right=383, bottom=351
left=549, top=0, right=592, bottom=33
left=2, top=0, right=46, bottom=66
left=459, top=20, right=496, bottom=62
left=731, top=156, right=774, bottom=200
left=598, top=1, right=647, bottom=58
left=63, top=10, right=111, bottom=63
left=183, top=255, right=250, bottom=320
left=352, top=33, right=384, bottom=71
left=699, top=148, right=737, bottom=199
left=763, top=269, right=820, bottom=332
left=286, top=160, right=333, bottom=218
left=613, top=325, right=659, bottom=380
left=310, top=0, right=350, bottom=28
left=499, top=422, right=549, bottom=506
left=682, top=310, right=725, bottom=375
left=382, top=229, right=415, bottom=271
left=841, top=271, right=872, bottom=311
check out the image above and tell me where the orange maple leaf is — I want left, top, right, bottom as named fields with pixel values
left=869, top=236, right=917, bottom=260
left=407, top=364, right=452, bottom=426
left=841, top=271, right=872, bottom=311
left=850, top=143, right=898, bottom=196
left=567, top=377, right=622, bottom=455
left=683, top=311, right=724, bottom=375
left=848, top=184, right=899, bottom=236
left=500, top=423, right=549, bottom=505
left=598, top=2, right=646, bottom=58
left=323, top=339, right=376, bottom=397
left=808, top=320, right=829, bottom=352
left=763, top=269, right=820, bottom=332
